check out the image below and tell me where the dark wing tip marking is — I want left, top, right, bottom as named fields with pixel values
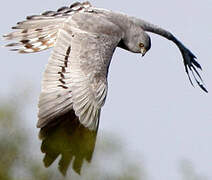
left=57, top=6, right=69, bottom=12
left=5, top=42, right=21, bottom=47
left=182, top=50, right=208, bottom=93
left=70, top=2, right=81, bottom=8
left=170, top=36, right=208, bottom=93
left=41, top=11, right=55, bottom=16
left=22, top=1, right=92, bottom=22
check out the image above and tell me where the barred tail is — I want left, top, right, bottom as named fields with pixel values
left=3, top=18, right=65, bottom=53
left=3, top=1, right=92, bottom=53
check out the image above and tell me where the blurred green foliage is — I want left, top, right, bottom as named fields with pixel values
left=179, top=160, right=208, bottom=180
left=0, top=94, right=146, bottom=180
left=0, top=92, right=208, bottom=180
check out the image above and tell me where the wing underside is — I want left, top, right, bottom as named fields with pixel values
left=37, top=16, right=121, bottom=130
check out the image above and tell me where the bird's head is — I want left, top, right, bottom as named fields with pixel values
left=121, top=26, right=151, bottom=56
left=135, top=31, right=151, bottom=56
left=138, top=34, right=151, bottom=57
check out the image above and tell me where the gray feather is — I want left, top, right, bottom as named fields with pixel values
left=4, top=1, right=207, bottom=131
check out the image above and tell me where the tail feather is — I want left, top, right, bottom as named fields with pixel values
left=3, top=20, right=61, bottom=53
left=4, top=31, right=57, bottom=53
left=3, top=1, right=92, bottom=53
left=4, top=26, right=56, bottom=40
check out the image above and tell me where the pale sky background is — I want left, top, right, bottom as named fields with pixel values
left=1, top=0, right=212, bottom=179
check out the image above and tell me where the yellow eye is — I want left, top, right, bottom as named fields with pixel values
left=139, top=43, right=144, bottom=48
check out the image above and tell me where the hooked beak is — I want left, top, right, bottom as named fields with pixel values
left=141, top=48, right=147, bottom=57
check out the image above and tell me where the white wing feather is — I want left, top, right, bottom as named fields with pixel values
left=37, top=16, right=121, bottom=130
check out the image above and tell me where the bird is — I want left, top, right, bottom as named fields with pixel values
left=3, top=1, right=207, bottom=131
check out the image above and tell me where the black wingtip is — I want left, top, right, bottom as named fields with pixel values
left=181, top=49, right=206, bottom=93
left=198, top=83, right=208, bottom=93
left=189, top=66, right=208, bottom=93
left=192, top=57, right=202, bottom=70
left=188, top=77, right=208, bottom=93
left=201, top=86, right=208, bottom=93
left=12, top=26, right=18, bottom=29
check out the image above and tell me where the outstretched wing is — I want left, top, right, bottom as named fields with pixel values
left=37, top=15, right=122, bottom=130
left=131, top=17, right=208, bottom=92
left=3, top=1, right=92, bottom=53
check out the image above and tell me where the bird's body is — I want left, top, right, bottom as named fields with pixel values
left=4, top=1, right=207, bottom=131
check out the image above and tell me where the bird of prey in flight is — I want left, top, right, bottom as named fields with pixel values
left=4, top=1, right=207, bottom=131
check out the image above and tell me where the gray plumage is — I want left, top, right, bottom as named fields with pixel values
left=3, top=1, right=207, bottom=130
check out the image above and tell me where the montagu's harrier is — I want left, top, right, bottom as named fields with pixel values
left=4, top=1, right=207, bottom=131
